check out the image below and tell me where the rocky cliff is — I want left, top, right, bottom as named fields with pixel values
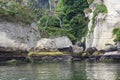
left=86, top=0, right=120, bottom=50
left=0, top=21, right=40, bottom=52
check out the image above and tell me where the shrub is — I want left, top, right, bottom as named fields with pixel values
left=113, top=27, right=120, bottom=42
left=37, top=15, right=63, bottom=37
left=0, top=0, right=35, bottom=24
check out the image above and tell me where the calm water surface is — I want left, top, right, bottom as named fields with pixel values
left=0, top=62, right=120, bottom=80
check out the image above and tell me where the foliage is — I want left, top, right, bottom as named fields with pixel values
left=113, top=27, right=120, bottom=42
left=37, top=0, right=89, bottom=42
left=0, top=0, right=35, bottom=24
left=56, top=0, right=89, bottom=42
left=56, top=0, right=64, bottom=11
left=91, top=4, right=107, bottom=32
left=87, top=0, right=94, bottom=5
left=37, top=15, right=63, bottom=37
left=0, top=0, right=90, bottom=42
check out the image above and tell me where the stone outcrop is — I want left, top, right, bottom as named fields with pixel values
left=34, top=36, right=73, bottom=52
left=117, top=41, right=120, bottom=51
left=86, top=0, right=120, bottom=50
left=0, top=21, right=40, bottom=53
left=104, top=45, right=117, bottom=52
left=72, top=45, right=84, bottom=54
left=86, top=47, right=98, bottom=54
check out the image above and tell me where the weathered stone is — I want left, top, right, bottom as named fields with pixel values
left=34, top=36, right=72, bottom=52
left=72, top=45, right=84, bottom=54
left=117, top=41, right=120, bottom=51
left=86, top=0, right=120, bottom=50
left=86, top=47, right=98, bottom=54
left=75, top=41, right=86, bottom=50
left=104, top=45, right=117, bottom=52
left=0, top=21, right=40, bottom=53
left=101, top=51, right=120, bottom=59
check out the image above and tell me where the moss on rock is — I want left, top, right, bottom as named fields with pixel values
left=91, top=4, right=108, bottom=32
left=28, top=51, right=68, bottom=56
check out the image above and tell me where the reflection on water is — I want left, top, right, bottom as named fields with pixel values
left=0, top=62, right=120, bottom=80
left=86, top=63, right=120, bottom=80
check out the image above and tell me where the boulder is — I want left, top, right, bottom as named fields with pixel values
left=101, top=51, right=120, bottom=59
left=34, top=36, right=73, bottom=52
left=75, top=41, right=86, bottom=50
left=86, top=47, right=98, bottom=54
left=72, top=45, right=84, bottom=54
left=104, top=45, right=117, bottom=52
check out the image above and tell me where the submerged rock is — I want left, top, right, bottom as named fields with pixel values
left=28, top=52, right=72, bottom=62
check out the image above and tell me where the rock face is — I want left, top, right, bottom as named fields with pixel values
left=117, top=41, right=120, bottom=51
left=34, top=36, right=73, bottom=51
left=86, top=0, right=120, bottom=50
left=104, top=45, right=117, bottom=52
left=0, top=21, right=40, bottom=52
left=72, top=45, right=83, bottom=54
left=86, top=47, right=98, bottom=54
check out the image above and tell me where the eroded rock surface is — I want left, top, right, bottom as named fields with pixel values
left=86, top=0, right=120, bottom=50
left=0, top=21, right=40, bottom=53
left=34, top=36, right=73, bottom=52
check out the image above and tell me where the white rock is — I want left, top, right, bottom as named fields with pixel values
left=86, top=0, right=120, bottom=50
left=104, top=51, right=120, bottom=56
left=35, top=36, right=72, bottom=51
left=0, top=21, right=40, bottom=51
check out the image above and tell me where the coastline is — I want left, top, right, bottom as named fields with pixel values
left=0, top=50, right=120, bottom=63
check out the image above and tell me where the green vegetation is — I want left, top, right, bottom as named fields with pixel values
left=63, top=0, right=89, bottom=42
left=37, top=0, right=89, bottom=42
left=91, top=4, right=108, bottom=32
left=0, top=0, right=89, bottom=42
left=37, top=15, right=62, bottom=37
left=57, top=0, right=89, bottom=42
left=113, top=27, right=120, bottom=42
left=6, top=59, right=18, bottom=63
left=0, top=0, right=35, bottom=24
left=87, top=0, right=94, bottom=5
left=28, top=51, right=67, bottom=56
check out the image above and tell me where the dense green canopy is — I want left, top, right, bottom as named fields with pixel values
left=38, top=0, right=89, bottom=42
